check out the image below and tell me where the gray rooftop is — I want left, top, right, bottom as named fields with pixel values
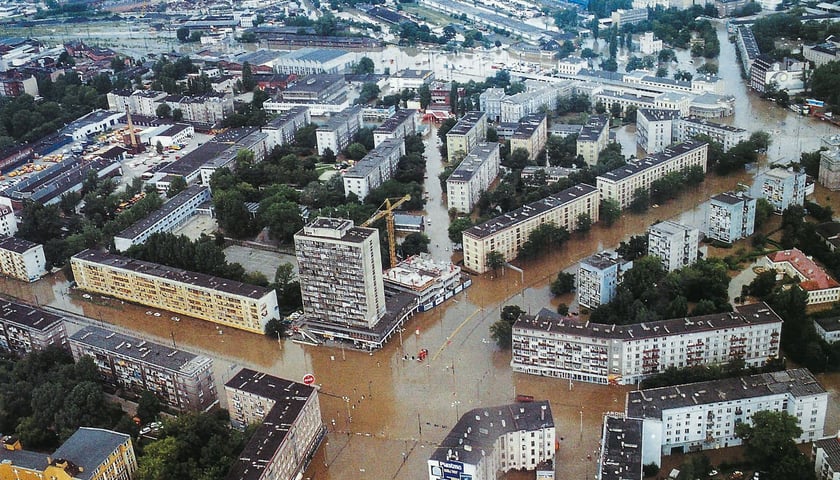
left=286, top=74, right=345, bottom=94
left=447, top=143, right=499, bottom=183
left=814, top=436, right=840, bottom=472
left=374, top=109, right=415, bottom=135
left=512, top=113, right=546, bottom=139
left=599, top=416, right=643, bottom=480
left=597, top=140, right=707, bottom=183
left=464, top=184, right=598, bottom=240
left=299, top=217, right=377, bottom=244
left=265, top=106, right=309, bottom=129
left=0, top=299, right=63, bottom=332
left=430, top=401, right=553, bottom=467
left=680, top=116, right=747, bottom=133
left=115, top=185, right=209, bottom=240
left=343, top=137, right=405, bottom=179
left=318, top=105, right=362, bottom=131
left=72, top=249, right=273, bottom=300
left=579, top=114, right=609, bottom=141
left=638, top=108, right=680, bottom=122
left=160, top=141, right=231, bottom=177
left=70, top=325, right=212, bottom=375
left=515, top=302, right=782, bottom=342
left=815, top=316, right=840, bottom=333
left=0, top=445, right=46, bottom=472
left=52, top=428, right=130, bottom=480
left=447, top=111, right=486, bottom=137
left=0, top=236, right=40, bottom=254
left=224, top=368, right=316, bottom=480
left=280, top=47, right=350, bottom=63
left=626, top=369, right=825, bottom=420
left=581, top=251, right=626, bottom=270
left=236, top=49, right=283, bottom=66
left=392, top=69, right=433, bottom=79
left=711, top=191, right=753, bottom=206
left=649, top=220, right=696, bottom=236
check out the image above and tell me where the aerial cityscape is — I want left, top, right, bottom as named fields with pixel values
left=0, top=0, right=838, bottom=479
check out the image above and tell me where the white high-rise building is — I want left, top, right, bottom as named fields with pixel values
left=647, top=220, right=699, bottom=272
left=446, top=142, right=500, bottom=214
left=294, top=218, right=386, bottom=329
left=577, top=251, right=633, bottom=309
left=706, top=191, right=756, bottom=243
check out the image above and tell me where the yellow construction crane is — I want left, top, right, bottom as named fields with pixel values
left=360, top=194, right=411, bottom=269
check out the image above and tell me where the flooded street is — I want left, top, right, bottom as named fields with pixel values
left=0, top=19, right=836, bottom=480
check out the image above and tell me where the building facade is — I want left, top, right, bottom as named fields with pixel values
left=428, top=401, right=555, bottom=480
left=71, top=250, right=279, bottom=334
left=373, top=109, right=417, bottom=147
left=69, top=325, right=217, bottom=412
left=342, top=137, right=406, bottom=200
left=224, top=368, right=325, bottom=480
left=675, top=117, right=748, bottom=152
left=509, top=113, right=548, bottom=161
left=577, top=114, right=610, bottom=165
left=263, top=106, right=311, bottom=151
left=446, top=142, right=500, bottom=214
left=0, top=203, right=16, bottom=237
left=577, top=251, right=633, bottom=309
left=819, top=148, right=840, bottom=191
left=814, top=316, right=840, bottom=343
left=315, top=105, right=364, bottom=155
left=0, top=236, right=46, bottom=282
left=446, top=111, right=487, bottom=162
left=294, top=218, right=386, bottom=329
left=597, top=141, right=708, bottom=209
left=636, top=108, right=679, bottom=154
left=627, top=369, right=828, bottom=456
left=647, top=220, right=699, bottom=272
left=114, top=186, right=211, bottom=252
left=462, top=184, right=599, bottom=274
left=763, top=248, right=840, bottom=305
left=0, top=299, right=67, bottom=356
left=752, top=167, right=806, bottom=214
left=706, top=191, right=756, bottom=243
left=813, top=434, right=840, bottom=480
left=274, top=48, right=355, bottom=75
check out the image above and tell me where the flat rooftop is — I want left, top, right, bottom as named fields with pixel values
left=298, top=217, right=377, bottom=244
left=578, top=114, right=609, bottom=141
left=70, top=325, right=212, bottom=375
left=581, top=251, right=626, bottom=270
left=0, top=235, right=39, bottom=254
left=72, top=249, right=273, bottom=300
left=597, top=140, right=707, bottom=183
left=711, top=191, right=753, bottom=205
left=265, top=106, right=309, bottom=129
left=649, top=220, right=696, bottom=236
left=318, top=105, right=362, bottom=131
left=0, top=299, right=63, bottom=331
left=224, top=369, right=318, bottom=480
left=447, top=143, right=498, bottom=183
left=680, top=116, right=747, bottom=133
left=638, top=108, right=680, bottom=122
left=115, top=185, right=209, bottom=240
left=430, top=401, right=553, bottom=467
left=599, top=415, right=643, bottom=480
left=447, top=111, right=485, bottom=136
left=285, top=74, right=345, bottom=94
left=464, top=184, right=598, bottom=240
left=374, top=109, right=415, bottom=135
left=160, top=142, right=231, bottom=177
left=515, top=302, right=782, bottom=342
left=626, top=368, right=825, bottom=420
left=343, top=137, right=404, bottom=179
left=815, top=316, right=840, bottom=333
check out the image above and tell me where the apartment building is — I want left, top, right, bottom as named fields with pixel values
left=736, top=26, right=761, bottom=77
left=557, top=56, right=588, bottom=76
left=706, top=191, right=756, bottom=243
left=498, top=82, right=573, bottom=123
left=0, top=236, right=46, bottom=282
left=263, top=106, right=310, bottom=151
left=636, top=108, right=679, bottom=154
left=162, top=93, right=235, bottom=124
left=390, top=69, right=434, bottom=91
left=315, top=105, right=364, bottom=155
left=342, top=137, right=406, bottom=200
left=446, top=111, right=487, bottom=162
left=69, top=325, right=217, bottom=412
left=264, top=74, right=348, bottom=116
left=446, top=142, right=500, bottom=214
left=106, top=89, right=167, bottom=116
left=512, top=303, right=782, bottom=385
left=638, top=31, right=663, bottom=55
left=675, top=117, right=748, bottom=152
left=819, top=147, right=840, bottom=191
left=749, top=55, right=808, bottom=94
left=626, top=369, right=828, bottom=457
left=647, top=220, right=699, bottom=273
left=763, top=248, right=840, bottom=305
left=479, top=88, right=506, bottom=123
left=577, top=251, right=633, bottom=309
left=577, top=114, right=610, bottom=165
left=0, top=299, right=67, bottom=356
left=71, top=250, right=279, bottom=334
left=0, top=428, right=137, bottom=480
left=597, top=415, right=649, bottom=480
left=224, top=368, right=325, bottom=480
left=114, top=185, right=211, bottom=252
left=597, top=140, right=709, bottom=209
left=294, top=218, right=386, bottom=329
left=462, top=184, right=599, bottom=274
left=611, top=8, right=648, bottom=27
left=813, top=433, right=840, bottom=480
left=428, top=401, right=555, bottom=480
left=509, top=113, right=548, bottom=161
left=373, top=109, right=416, bottom=147
left=752, top=167, right=806, bottom=214
left=0, top=203, right=16, bottom=237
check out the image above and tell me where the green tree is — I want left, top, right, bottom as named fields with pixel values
left=401, top=232, right=430, bottom=256
left=448, top=217, right=473, bottom=243
left=576, top=212, right=592, bottom=233
left=550, top=272, right=576, bottom=295
left=490, top=305, right=524, bottom=349
left=755, top=198, right=773, bottom=228
left=166, top=176, right=187, bottom=197
left=136, top=391, right=162, bottom=424
left=321, top=147, right=336, bottom=164
left=213, top=190, right=253, bottom=238
left=353, top=56, right=375, bottom=74
left=176, top=27, right=190, bottom=42
left=418, top=83, right=432, bottom=110
left=507, top=147, right=531, bottom=170
left=629, top=187, right=649, bottom=213
left=347, top=142, right=368, bottom=160
left=600, top=198, right=621, bottom=226
left=485, top=250, right=506, bottom=275
left=260, top=201, right=304, bottom=243
left=735, top=410, right=805, bottom=476
left=750, top=130, right=772, bottom=152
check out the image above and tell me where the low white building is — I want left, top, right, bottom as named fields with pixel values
left=383, top=254, right=467, bottom=312
left=627, top=369, right=828, bottom=459
left=274, top=48, right=356, bottom=75
left=446, top=143, right=500, bottom=214
left=390, top=69, right=434, bottom=91
left=427, top=401, right=555, bottom=480
left=62, top=109, right=124, bottom=141
left=342, top=137, right=405, bottom=200
left=647, top=220, right=699, bottom=273
left=0, top=236, right=46, bottom=282
left=639, top=31, right=663, bottom=55
left=113, top=186, right=211, bottom=252
left=763, top=248, right=840, bottom=305
left=149, top=123, right=194, bottom=148
left=814, top=316, right=840, bottom=344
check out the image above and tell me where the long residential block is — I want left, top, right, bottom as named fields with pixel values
left=0, top=299, right=67, bottom=356
left=315, top=105, right=363, bottom=155
left=675, top=117, right=748, bottom=152
left=373, top=109, right=416, bottom=147
left=69, top=325, right=217, bottom=412
left=509, top=112, right=547, bottom=161
left=0, top=236, right=46, bottom=282
left=70, top=249, right=279, bottom=334
left=224, top=368, right=325, bottom=480
left=626, top=368, right=827, bottom=457
left=446, top=111, right=487, bottom=162
left=512, top=302, right=781, bottom=385
left=263, top=106, right=310, bottom=151
left=114, top=185, right=211, bottom=252
left=342, top=137, right=405, bottom=200
left=596, top=140, right=708, bottom=209
left=428, top=401, right=555, bottom=480
left=446, top=142, right=500, bottom=214
left=462, top=184, right=599, bottom=274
